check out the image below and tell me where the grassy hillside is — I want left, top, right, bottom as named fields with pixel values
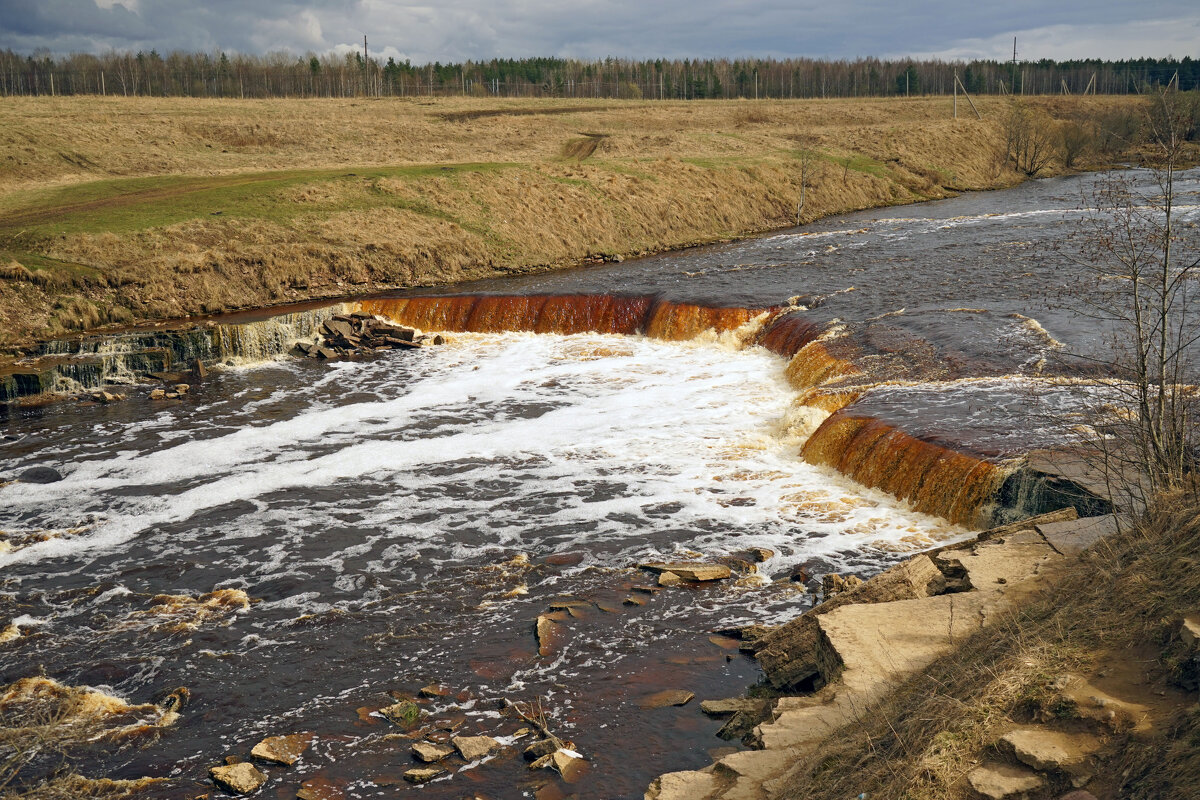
left=0, top=95, right=1135, bottom=346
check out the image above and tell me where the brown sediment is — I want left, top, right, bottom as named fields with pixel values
left=800, top=412, right=1010, bottom=527
left=357, top=295, right=774, bottom=341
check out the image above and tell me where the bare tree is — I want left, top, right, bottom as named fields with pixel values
left=1003, top=100, right=1056, bottom=176
left=1067, top=89, right=1200, bottom=504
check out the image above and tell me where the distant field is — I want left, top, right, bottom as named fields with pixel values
left=0, top=95, right=1136, bottom=346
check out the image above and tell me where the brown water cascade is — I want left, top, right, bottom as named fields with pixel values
left=357, top=294, right=774, bottom=340
left=799, top=411, right=1009, bottom=527
left=354, top=292, right=1051, bottom=529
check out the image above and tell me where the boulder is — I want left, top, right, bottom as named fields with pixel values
left=403, top=767, right=443, bottom=784
left=149, top=389, right=166, bottom=400
left=250, top=732, right=312, bottom=766
left=637, top=689, right=694, bottom=709
left=412, top=741, right=454, bottom=763
left=747, top=548, right=775, bottom=563
left=967, top=763, right=1045, bottom=800
left=209, top=762, right=268, bottom=795
left=658, top=571, right=683, bottom=587
left=418, top=683, right=451, bottom=698
left=18, top=467, right=62, bottom=484
left=173, top=383, right=190, bottom=394
left=451, top=734, right=500, bottom=761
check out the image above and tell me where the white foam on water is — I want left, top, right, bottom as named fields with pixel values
left=0, top=333, right=960, bottom=586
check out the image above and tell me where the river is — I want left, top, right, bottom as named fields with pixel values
left=0, top=168, right=1196, bottom=799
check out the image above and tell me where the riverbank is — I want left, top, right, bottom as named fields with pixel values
left=0, top=94, right=1137, bottom=349
left=648, top=496, right=1200, bottom=800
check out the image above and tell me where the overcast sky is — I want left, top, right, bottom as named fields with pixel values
left=1, top=0, right=1197, bottom=64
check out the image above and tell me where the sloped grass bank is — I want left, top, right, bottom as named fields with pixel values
left=781, top=496, right=1200, bottom=799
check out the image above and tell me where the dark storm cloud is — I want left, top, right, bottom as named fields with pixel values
left=0, top=0, right=1196, bottom=61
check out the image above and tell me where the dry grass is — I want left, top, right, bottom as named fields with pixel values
left=781, top=496, right=1200, bottom=799
left=0, top=95, right=1142, bottom=347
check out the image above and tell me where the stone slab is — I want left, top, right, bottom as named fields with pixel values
left=1036, top=514, right=1122, bottom=555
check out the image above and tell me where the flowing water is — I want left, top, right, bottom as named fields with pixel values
left=0, top=168, right=1197, bottom=799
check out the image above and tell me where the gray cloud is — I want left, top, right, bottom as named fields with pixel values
left=0, top=0, right=1196, bottom=62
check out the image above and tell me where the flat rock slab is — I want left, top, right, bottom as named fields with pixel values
left=210, top=762, right=268, bottom=794
left=1001, top=728, right=1099, bottom=771
left=700, top=698, right=768, bottom=718
left=646, top=769, right=719, bottom=800
left=754, top=690, right=860, bottom=751
left=404, top=767, right=444, bottom=784
left=250, top=732, right=312, bottom=765
left=638, top=689, right=695, bottom=709
left=967, top=762, right=1045, bottom=799
left=1036, top=515, right=1122, bottom=555
left=639, top=562, right=732, bottom=581
left=412, top=740, right=455, bottom=763
left=938, top=530, right=1061, bottom=590
left=452, top=734, right=500, bottom=761
left=818, top=591, right=1001, bottom=691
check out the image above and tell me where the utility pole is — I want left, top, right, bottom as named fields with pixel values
left=363, top=35, right=368, bottom=96
left=1011, top=36, right=1018, bottom=96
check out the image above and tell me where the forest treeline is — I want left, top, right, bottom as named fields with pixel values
left=1, top=49, right=1197, bottom=100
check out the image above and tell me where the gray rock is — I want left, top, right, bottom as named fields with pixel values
left=18, top=467, right=62, bottom=484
